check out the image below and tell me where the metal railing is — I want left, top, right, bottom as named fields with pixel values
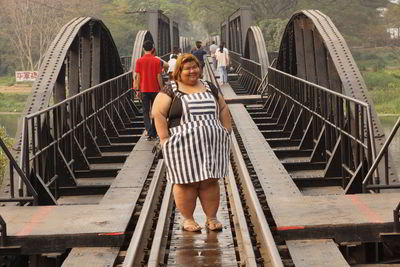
left=362, top=117, right=400, bottom=191
left=120, top=56, right=132, bottom=72
left=229, top=51, right=263, bottom=95
left=19, top=72, right=134, bottom=204
left=257, top=58, right=277, bottom=97
left=203, top=56, right=221, bottom=92
left=0, top=215, right=6, bottom=246
left=0, top=136, right=38, bottom=205
left=268, top=67, right=377, bottom=188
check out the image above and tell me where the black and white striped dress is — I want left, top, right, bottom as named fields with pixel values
left=162, top=80, right=231, bottom=184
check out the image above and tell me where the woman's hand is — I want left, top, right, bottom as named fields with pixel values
left=160, top=137, right=169, bottom=145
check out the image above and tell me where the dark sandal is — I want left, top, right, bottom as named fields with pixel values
left=205, top=218, right=223, bottom=231
left=181, top=219, right=201, bottom=232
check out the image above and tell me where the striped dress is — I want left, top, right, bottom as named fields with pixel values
left=162, top=80, right=231, bottom=184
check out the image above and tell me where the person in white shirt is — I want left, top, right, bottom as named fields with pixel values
left=215, top=42, right=230, bottom=84
left=209, top=41, right=218, bottom=71
left=167, top=54, right=178, bottom=80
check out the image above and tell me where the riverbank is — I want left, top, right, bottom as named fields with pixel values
left=0, top=92, right=29, bottom=113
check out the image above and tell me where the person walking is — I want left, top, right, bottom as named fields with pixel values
left=134, top=40, right=163, bottom=141
left=215, top=42, right=230, bottom=85
left=167, top=54, right=178, bottom=81
left=152, top=54, right=232, bottom=232
left=191, top=41, right=207, bottom=74
left=209, top=41, right=218, bottom=71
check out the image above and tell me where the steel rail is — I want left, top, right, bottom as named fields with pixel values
left=203, top=56, right=221, bottom=92
left=268, top=83, right=368, bottom=149
left=122, top=160, right=165, bottom=267
left=18, top=72, right=133, bottom=201
left=239, top=64, right=262, bottom=81
left=269, top=67, right=370, bottom=106
left=230, top=134, right=284, bottom=267
left=269, top=67, right=378, bottom=181
left=25, top=72, right=131, bottom=119
left=363, top=117, right=400, bottom=191
left=226, top=164, right=258, bottom=266
left=0, top=137, right=38, bottom=205
left=26, top=90, right=132, bottom=160
left=147, top=181, right=173, bottom=267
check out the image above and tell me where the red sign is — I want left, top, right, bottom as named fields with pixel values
left=15, top=71, right=38, bottom=82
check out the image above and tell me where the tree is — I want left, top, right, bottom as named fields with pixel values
left=0, top=0, right=104, bottom=71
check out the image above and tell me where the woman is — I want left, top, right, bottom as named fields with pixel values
left=152, top=54, right=232, bottom=232
left=215, top=42, right=229, bottom=84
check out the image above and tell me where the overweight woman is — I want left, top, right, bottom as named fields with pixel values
left=152, top=53, right=232, bottom=232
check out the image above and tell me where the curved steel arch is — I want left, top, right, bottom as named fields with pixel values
left=131, top=30, right=154, bottom=72
left=275, top=10, right=396, bottom=183
left=14, top=17, right=123, bottom=149
left=244, top=26, right=269, bottom=78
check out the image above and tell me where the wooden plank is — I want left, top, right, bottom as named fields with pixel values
left=100, top=188, right=142, bottom=205
left=287, top=239, right=349, bottom=267
left=167, top=180, right=237, bottom=267
left=1, top=204, right=134, bottom=253
left=230, top=104, right=301, bottom=197
left=225, top=95, right=262, bottom=104
left=301, top=186, right=344, bottom=196
left=61, top=247, right=120, bottom=267
left=57, top=195, right=104, bottom=205
left=219, top=83, right=238, bottom=99
left=63, top=135, right=155, bottom=264
left=270, top=193, right=400, bottom=242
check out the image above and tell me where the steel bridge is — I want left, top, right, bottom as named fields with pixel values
left=0, top=7, right=400, bottom=267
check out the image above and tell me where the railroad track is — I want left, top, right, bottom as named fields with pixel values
left=109, top=128, right=289, bottom=266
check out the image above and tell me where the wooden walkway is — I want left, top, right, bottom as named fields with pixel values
left=62, top=135, right=156, bottom=266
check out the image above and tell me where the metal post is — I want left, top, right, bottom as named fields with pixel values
left=0, top=215, right=6, bottom=246
left=394, top=202, right=400, bottom=233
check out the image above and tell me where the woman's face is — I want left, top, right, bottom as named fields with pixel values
left=180, top=61, right=200, bottom=85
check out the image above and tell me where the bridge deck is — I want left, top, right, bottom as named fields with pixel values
left=167, top=181, right=237, bottom=266
left=62, top=135, right=156, bottom=266
left=1, top=204, right=132, bottom=254
left=286, top=239, right=349, bottom=267
left=271, top=193, right=400, bottom=242
left=229, top=98, right=399, bottom=243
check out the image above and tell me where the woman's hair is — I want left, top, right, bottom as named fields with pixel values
left=172, top=53, right=200, bottom=81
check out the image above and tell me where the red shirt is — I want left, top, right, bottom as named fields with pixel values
left=135, top=54, right=161, bottom=93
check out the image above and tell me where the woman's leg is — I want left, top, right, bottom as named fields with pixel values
left=198, top=179, right=222, bottom=230
left=173, top=183, right=201, bottom=231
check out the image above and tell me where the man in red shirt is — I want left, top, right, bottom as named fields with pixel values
left=134, top=40, right=163, bottom=140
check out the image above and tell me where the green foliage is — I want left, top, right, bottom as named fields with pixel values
left=352, top=47, right=400, bottom=71
left=369, top=87, right=400, bottom=114
left=362, top=70, right=400, bottom=90
left=359, top=67, right=400, bottom=115
left=0, top=76, right=16, bottom=86
left=0, top=93, right=30, bottom=112
left=258, top=18, right=287, bottom=52
left=0, top=126, right=13, bottom=183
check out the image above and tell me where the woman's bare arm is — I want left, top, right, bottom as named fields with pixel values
left=152, top=92, right=173, bottom=144
left=218, top=93, right=232, bottom=133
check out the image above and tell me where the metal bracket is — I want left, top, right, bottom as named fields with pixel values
left=0, top=215, right=7, bottom=246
